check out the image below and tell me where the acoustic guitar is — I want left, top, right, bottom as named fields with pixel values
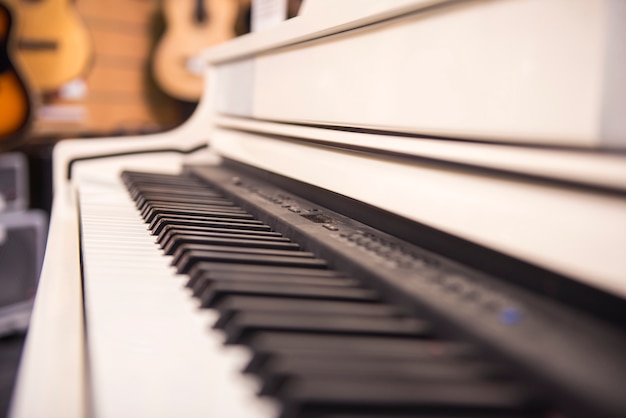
left=153, top=0, right=240, bottom=101
left=0, top=2, right=31, bottom=150
left=6, top=0, right=92, bottom=92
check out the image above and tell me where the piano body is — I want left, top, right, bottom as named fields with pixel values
left=9, top=0, right=626, bottom=417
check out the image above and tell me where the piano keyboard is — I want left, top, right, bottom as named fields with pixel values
left=75, top=167, right=552, bottom=418
left=78, top=173, right=280, bottom=418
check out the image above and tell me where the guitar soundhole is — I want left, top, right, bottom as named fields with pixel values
left=17, top=39, right=58, bottom=51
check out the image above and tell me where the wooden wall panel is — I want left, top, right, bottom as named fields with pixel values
left=86, top=65, right=148, bottom=96
left=85, top=101, right=160, bottom=131
left=32, top=0, right=183, bottom=139
left=78, top=0, right=155, bottom=27
left=89, top=30, right=151, bottom=58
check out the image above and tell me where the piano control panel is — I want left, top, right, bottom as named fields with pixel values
left=225, top=168, right=530, bottom=326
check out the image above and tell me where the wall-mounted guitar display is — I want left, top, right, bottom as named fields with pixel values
left=152, top=0, right=242, bottom=101
left=7, top=0, right=92, bottom=92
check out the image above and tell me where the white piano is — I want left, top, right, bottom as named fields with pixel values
left=9, top=1, right=626, bottom=418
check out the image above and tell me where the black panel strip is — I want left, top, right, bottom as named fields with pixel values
left=221, top=115, right=626, bottom=154
left=219, top=158, right=626, bottom=331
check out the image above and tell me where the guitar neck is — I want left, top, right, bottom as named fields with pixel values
left=17, top=39, right=57, bottom=50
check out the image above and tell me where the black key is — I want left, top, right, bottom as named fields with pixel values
left=122, top=170, right=190, bottom=178
left=214, top=296, right=399, bottom=329
left=208, top=273, right=358, bottom=288
left=257, top=355, right=505, bottom=396
left=278, top=378, right=541, bottom=418
left=135, top=193, right=232, bottom=207
left=163, top=234, right=298, bottom=255
left=129, top=183, right=207, bottom=194
left=172, top=244, right=313, bottom=266
left=200, top=282, right=378, bottom=310
left=131, top=187, right=224, bottom=199
left=151, top=218, right=273, bottom=235
left=136, top=195, right=235, bottom=210
left=149, top=212, right=262, bottom=224
left=187, top=263, right=344, bottom=288
left=140, top=202, right=247, bottom=219
left=129, top=186, right=213, bottom=199
left=191, top=266, right=350, bottom=297
left=173, top=246, right=315, bottom=272
left=176, top=251, right=327, bottom=274
left=149, top=214, right=263, bottom=231
left=126, top=177, right=202, bottom=186
left=134, top=187, right=223, bottom=197
left=143, top=208, right=253, bottom=223
left=158, top=226, right=284, bottom=246
left=244, top=333, right=473, bottom=374
left=122, top=172, right=200, bottom=186
left=221, top=311, right=427, bottom=344
left=127, top=178, right=207, bottom=187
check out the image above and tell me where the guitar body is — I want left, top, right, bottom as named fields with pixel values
left=153, top=0, right=239, bottom=101
left=0, top=2, right=31, bottom=150
left=7, top=0, right=92, bottom=91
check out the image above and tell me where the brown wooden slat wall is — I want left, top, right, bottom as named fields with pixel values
left=79, top=0, right=182, bottom=132
left=34, top=0, right=183, bottom=137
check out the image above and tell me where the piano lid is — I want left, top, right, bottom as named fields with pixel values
left=202, top=0, right=626, bottom=148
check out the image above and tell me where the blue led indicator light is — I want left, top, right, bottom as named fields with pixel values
left=500, top=307, right=522, bottom=325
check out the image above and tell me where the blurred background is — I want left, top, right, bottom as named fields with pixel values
left=1, top=0, right=253, bottom=212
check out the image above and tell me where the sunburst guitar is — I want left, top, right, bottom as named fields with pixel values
left=153, top=0, right=240, bottom=101
left=0, top=2, right=31, bottom=150
left=6, top=0, right=92, bottom=92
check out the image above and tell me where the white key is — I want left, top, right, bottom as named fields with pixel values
left=78, top=175, right=280, bottom=418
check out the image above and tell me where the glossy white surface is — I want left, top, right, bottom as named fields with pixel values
left=251, top=0, right=615, bottom=146
left=201, top=0, right=445, bottom=63
left=215, top=115, right=626, bottom=191
left=10, top=192, right=85, bottom=418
